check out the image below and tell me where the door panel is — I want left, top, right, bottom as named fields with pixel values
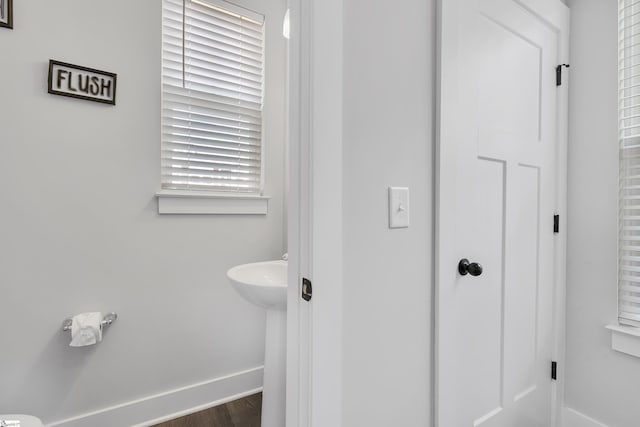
left=506, top=164, right=540, bottom=403
left=437, top=0, right=562, bottom=426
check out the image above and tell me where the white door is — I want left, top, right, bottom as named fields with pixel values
left=437, top=1, right=568, bottom=426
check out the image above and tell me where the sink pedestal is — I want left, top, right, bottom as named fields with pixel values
left=226, top=260, right=287, bottom=427
left=261, top=309, right=286, bottom=427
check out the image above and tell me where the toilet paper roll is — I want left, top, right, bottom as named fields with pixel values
left=69, top=312, right=103, bottom=347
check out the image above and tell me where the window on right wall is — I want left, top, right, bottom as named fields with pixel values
left=619, top=0, right=640, bottom=327
left=161, top=0, right=265, bottom=194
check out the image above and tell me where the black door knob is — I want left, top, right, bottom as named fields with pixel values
left=458, top=258, right=483, bottom=276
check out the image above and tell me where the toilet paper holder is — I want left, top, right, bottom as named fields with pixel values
left=62, top=312, right=118, bottom=332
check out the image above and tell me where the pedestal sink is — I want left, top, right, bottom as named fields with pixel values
left=227, top=260, right=287, bottom=427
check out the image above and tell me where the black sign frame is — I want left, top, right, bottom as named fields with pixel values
left=48, top=60, right=117, bottom=105
left=0, top=0, right=13, bottom=29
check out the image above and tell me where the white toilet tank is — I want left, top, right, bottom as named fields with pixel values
left=0, top=414, right=44, bottom=427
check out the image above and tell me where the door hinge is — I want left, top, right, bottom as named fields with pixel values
left=302, top=277, right=312, bottom=302
left=556, top=64, right=570, bottom=86
left=551, top=361, right=558, bottom=380
left=553, top=214, right=559, bottom=233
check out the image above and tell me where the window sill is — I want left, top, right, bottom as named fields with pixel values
left=156, top=190, right=270, bottom=215
left=606, top=324, right=640, bottom=358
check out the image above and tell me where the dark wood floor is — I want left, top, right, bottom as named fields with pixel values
left=153, top=393, right=262, bottom=427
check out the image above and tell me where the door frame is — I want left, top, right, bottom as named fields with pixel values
left=433, top=1, right=570, bottom=426
left=286, top=0, right=344, bottom=426
left=286, top=1, right=310, bottom=426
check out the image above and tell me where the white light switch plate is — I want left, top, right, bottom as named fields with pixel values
left=388, top=187, right=410, bottom=228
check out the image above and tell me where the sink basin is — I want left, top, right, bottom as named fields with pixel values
left=227, top=260, right=287, bottom=310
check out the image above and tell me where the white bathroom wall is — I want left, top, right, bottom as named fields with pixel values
left=0, top=0, right=286, bottom=425
left=341, top=0, right=435, bottom=425
left=565, top=0, right=640, bottom=426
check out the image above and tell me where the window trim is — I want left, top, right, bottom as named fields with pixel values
left=156, top=190, right=269, bottom=214
left=606, top=324, right=640, bottom=358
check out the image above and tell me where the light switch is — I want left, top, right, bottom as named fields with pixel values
left=388, top=187, right=410, bottom=229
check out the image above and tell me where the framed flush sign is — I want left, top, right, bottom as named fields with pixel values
left=0, top=0, right=12, bottom=29
left=48, top=60, right=117, bottom=105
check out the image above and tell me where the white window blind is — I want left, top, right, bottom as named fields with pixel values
left=619, top=0, right=640, bottom=327
left=162, top=0, right=265, bottom=193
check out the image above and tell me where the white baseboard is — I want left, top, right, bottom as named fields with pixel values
left=563, top=407, right=609, bottom=427
left=46, top=366, right=264, bottom=427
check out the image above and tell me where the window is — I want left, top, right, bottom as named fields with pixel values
left=161, top=0, right=265, bottom=195
left=619, top=0, right=640, bottom=327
